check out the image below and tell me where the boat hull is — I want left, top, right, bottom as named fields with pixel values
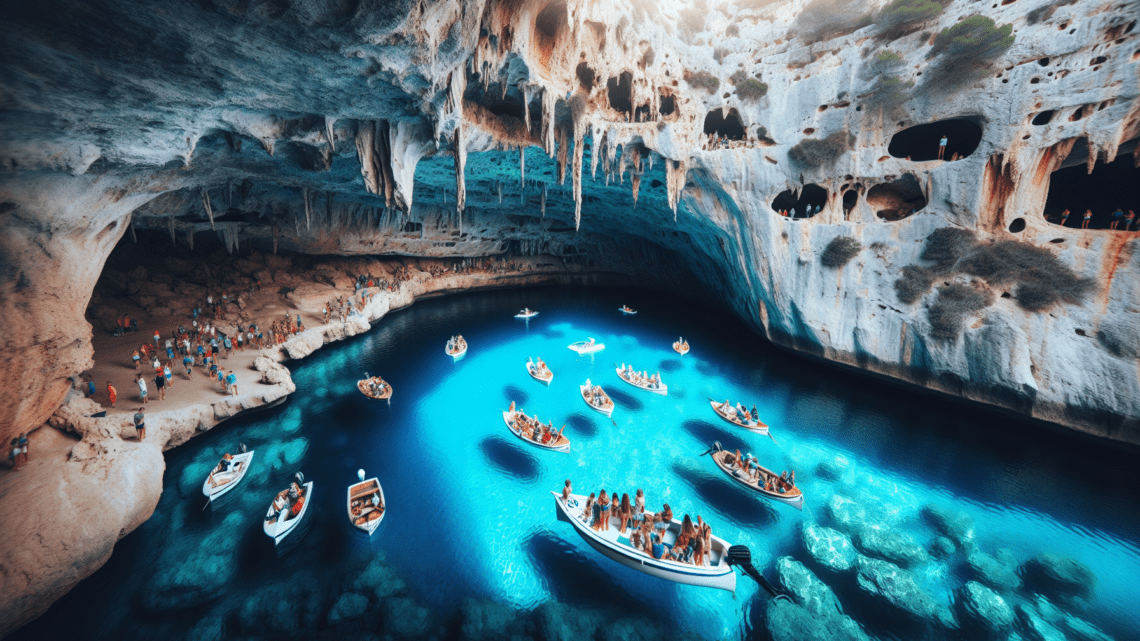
left=446, top=344, right=468, bottom=358
left=552, top=493, right=736, bottom=592
left=503, top=411, right=571, bottom=453
left=710, top=451, right=804, bottom=510
left=202, top=451, right=255, bottom=501
left=673, top=343, right=689, bottom=355
left=619, top=308, right=637, bottom=315
left=709, top=400, right=769, bottom=435
left=568, top=341, right=605, bottom=354
left=527, top=364, right=553, bottom=385
left=347, top=478, right=386, bottom=535
left=515, top=311, right=539, bottom=319
left=263, top=481, right=314, bottom=545
left=615, top=368, right=667, bottom=395
left=580, top=385, right=614, bottom=417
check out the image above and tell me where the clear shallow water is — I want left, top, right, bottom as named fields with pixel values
left=16, top=286, right=1140, bottom=640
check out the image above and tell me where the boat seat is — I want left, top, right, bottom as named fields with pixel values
left=351, top=486, right=377, bottom=500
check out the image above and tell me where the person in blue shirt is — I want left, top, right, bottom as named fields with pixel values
left=226, top=370, right=238, bottom=397
left=1110, top=209, right=1124, bottom=230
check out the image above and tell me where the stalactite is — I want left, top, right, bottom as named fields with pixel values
left=523, top=85, right=532, bottom=134
left=519, top=146, right=525, bottom=187
left=324, top=116, right=336, bottom=150
left=498, top=180, right=503, bottom=203
left=454, top=125, right=467, bottom=212
left=591, top=126, right=604, bottom=178
left=572, top=126, right=585, bottom=230
left=201, top=188, right=214, bottom=229
left=632, top=174, right=641, bottom=207
left=303, top=188, right=312, bottom=230
left=665, top=159, right=688, bottom=219
left=556, top=127, right=569, bottom=185
left=129, top=220, right=137, bottom=243
left=541, top=182, right=547, bottom=218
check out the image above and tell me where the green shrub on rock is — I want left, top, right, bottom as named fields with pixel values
left=821, top=236, right=862, bottom=268
left=876, top=0, right=944, bottom=40
left=687, top=70, right=720, bottom=93
left=923, top=15, right=1015, bottom=91
left=789, top=131, right=850, bottom=168
left=736, top=78, right=769, bottom=101
left=895, top=265, right=936, bottom=304
left=928, top=283, right=993, bottom=341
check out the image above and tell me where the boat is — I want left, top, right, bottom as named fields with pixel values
left=551, top=491, right=737, bottom=592
left=619, top=306, right=637, bottom=315
left=703, top=442, right=803, bottom=510
left=347, top=469, right=386, bottom=535
left=673, top=339, right=690, bottom=355
left=263, top=474, right=314, bottom=546
left=201, top=446, right=254, bottom=503
left=515, top=308, right=539, bottom=319
left=503, top=407, right=571, bottom=453
left=580, top=380, right=614, bottom=417
left=709, top=399, right=769, bottom=435
left=615, top=365, right=667, bottom=396
left=357, top=375, right=393, bottom=401
left=445, top=335, right=468, bottom=358
left=568, top=337, right=605, bottom=354
left=526, top=358, right=553, bottom=385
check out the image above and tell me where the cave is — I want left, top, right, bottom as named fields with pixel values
left=659, top=94, right=676, bottom=115
left=842, top=188, right=859, bottom=213
left=703, top=108, right=745, bottom=140
left=576, top=62, right=596, bottom=90
left=1042, top=144, right=1140, bottom=230
left=1031, top=110, right=1055, bottom=125
left=866, top=173, right=927, bottom=221
left=887, top=118, right=983, bottom=161
left=771, top=184, right=828, bottom=218
left=606, top=71, right=633, bottom=115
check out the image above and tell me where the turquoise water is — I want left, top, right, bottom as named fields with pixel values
left=16, top=286, right=1140, bottom=640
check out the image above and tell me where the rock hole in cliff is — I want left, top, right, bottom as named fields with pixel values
left=703, top=108, right=745, bottom=140
left=1090, top=56, right=1107, bottom=65
left=576, top=63, right=597, bottom=90
left=842, top=189, right=858, bottom=212
left=1068, top=106, right=1087, bottom=121
left=534, top=1, right=568, bottom=63
left=771, top=184, right=827, bottom=218
left=1050, top=238, right=1065, bottom=243
left=888, top=119, right=982, bottom=161
left=606, top=72, right=633, bottom=115
left=866, top=174, right=926, bottom=221
left=1008, top=218, right=1026, bottom=233
left=659, top=94, right=676, bottom=115
left=1031, top=110, right=1055, bottom=125
left=1042, top=141, right=1140, bottom=229
left=1030, top=77, right=1041, bottom=84
left=1038, top=57, right=1050, bottom=66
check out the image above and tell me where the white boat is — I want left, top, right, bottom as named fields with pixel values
left=619, top=306, right=637, bottom=315
left=615, top=366, right=667, bottom=396
left=347, top=470, right=386, bottom=535
left=263, top=479, right=314, bottom=545
left=568, top=338, right=605, bottom=354
left=673, top=340, right=690, bottom=355
left=526, top=359, right=553, bottom=385
left=201, top=449, right=255, bottom=502
left=580, top=381, right=614, bottom=417
left=706, top=444, right=803, bottom=510
left=445, top=336, right=468, bottom=358
left=515, top=309, right=539, bottom=319
left=552, top=492, right=737, bottom=592
left=503, top=410, right=571, bottom=453
left=709, top=399, right=769, bottom=435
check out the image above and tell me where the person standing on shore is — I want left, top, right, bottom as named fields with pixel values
left=133, top=408, right=146, bottom=441
left=137, top=374, right=148, bottom=404
left=107, top=381, right=117, bottom=408
left=164, top=361, right=174, bottom=390
left=155, top=369, right=166, bottom=400
left=132, top=349, right=141, bottom=372
left=9, top=439, right=20, bottom=471
left=226, top=370, right=238, bottom=397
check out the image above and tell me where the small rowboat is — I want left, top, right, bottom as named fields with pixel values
left=357, top=377, right=393, bottom=401
left=616, top=366, right=667, bottom=396
left=580, top=381, right=614, bottom=417
left=202, top=449, right=255, bottom=503
left=264, top=477, right=314, bottom=546
left=515, top=308, right=539, bottom=319
left=527, top=359, right=553, bottom=385
left=619, top=306, right=637, bottom=315
left=446, top=337, right=468, bottom=358
left=709, top=399, right=769, bottom=435
left=347, top=470, right=386, bottom=535
left=673, top=340, right=690, bottom=355
left=706, top=445, right=803, bottom=510
left=503, top=410, right=571, bottom=453
left=568, top=338, right=605, bottom=354
left=552, top=492, right=737, bottom=592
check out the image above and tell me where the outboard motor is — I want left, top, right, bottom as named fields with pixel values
left=295, top=471, right=305, bottom=485
left=725, top=545, right=791, bottom=602
left=357, top=469, right=366, bottom=482
left=698, top=441, right=723, bottom=457
left=239, top=443, right=248, bottom=454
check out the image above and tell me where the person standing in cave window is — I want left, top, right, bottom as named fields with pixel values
left=1082, top=209, right=1093, bottom=229
left=1058, top=209, right=1070, bottom=226
left=1110, top=208, right=1124, bottom=230
left=938, top=135, right=948, bottom=160
left=133, top=408, right=146, bottom=441
left=1124, top=210, right=1136, bottom=231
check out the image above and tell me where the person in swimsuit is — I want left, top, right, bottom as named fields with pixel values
left=594, top=490, right=611, bottom=532
left=581, top=492, right=595, bottom=523
left=617, top=493, right=632, bottom=534
left=562, top=480, right=572, bottom=503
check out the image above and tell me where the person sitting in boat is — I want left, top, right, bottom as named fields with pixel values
left=670, top=515, right=697, bottom=563
left=751, top=404, right=759, bottom=422
left=270, top=493, right=288, bottom=521
left=580, top=492, right=595, bottom=522
left=214, top=453, right=235, bottom=474
left=630, top=489, right=646, bottom=529
left=691, top=533, right=706, bottom=566
left=533, top=423, right=546, bottom=443
left=585, top=337, right=595, bottom=346
left=648, top=517, right=670, bottom=560
left=562, top=479, right=572, bottom=503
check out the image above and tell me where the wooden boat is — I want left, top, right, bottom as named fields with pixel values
left=580, top=381, right=614, bottom=417
left=706, top=445, right=803, bottom=510
left=552, top=491, right=737, bottom=592
left=347, top=470, right=386, bottom=535
left=619, top=306, right=637, bottom=315
left=615, top=366, right=667, bottom=396
left=709, top=399, right=769, bottom=435
left=526, top=359, right=553, bottom=385
left=515, top=308, right=539, bottom=319
left=673, top=339, right=690, bottom=355
left=503, top=409, right=571, bottom=453
left=263, top=477, right=314, bottom=545
left=357, top=376, right=393, bottom=401
left=568, top=338, right=605, bottom=354
left=201, top=449, right=255, bottom=502
left=445, top=336, right=468, bottom=358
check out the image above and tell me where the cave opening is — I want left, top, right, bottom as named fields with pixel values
left=887, top=118, right=983, bottom=161
left=842, top=188, right=858, bottom=212
left=1042, top=143, right=1140, bottom=230
left=771, top=184, right=828, bottom=218
left=659, top=94, right=675, bottom=116
left=465, top=83, right=526, bottom=121
left=606, top=71, right=633, bottom=114
left=866, top=173, right=927, bottom=221
left=1031, top=110, right=1055, bottom=126
left=534, top=1, right=568, bottom=60
left=576, top=62, right=596, bottom=91
left=703, top=108, right=745, bottom=140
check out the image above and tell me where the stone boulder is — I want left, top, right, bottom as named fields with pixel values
left=351, top=555, right=407, bottom=599
left=459, top=597, right=527, bottom=641
left=140, top=512, right=245, bottom=612
left=327, top=592, right=370, bottom=625
left=853, top=525, right=928, bottom=568
left=826, top=494, right=870, bottom=533
left=285, top=283, right=332, bottom=311
left=764, top=598, right=870, bottom=641
left=801, top=525, right=858, bottom=572
left=537, top=601, right=602, bottom=641
left=776, top=556, right=842, bottom=618
left=284, top=330, right=324, bottom=360
left=964, top=549, right=1021, bottom=592
left=381, top=596, right=432, bottom=639
left=254, top=356, right=292, bottom=385
left=956, top=581, right=1015, bottom=639
left=815, top=454, right=850, bottom=481
left=1021, top=553, right=1097, bottom=601
left=854, top=556, right=937, bottom=622
left=1018, top=602, right=1067, bottom=641
left=929, top=536, right=956, bottom=559
left=237, top=571, right=326, bottom=634
left=920, top=503, right=975, bottom=550
left=183, top=615, right=224, bottom=641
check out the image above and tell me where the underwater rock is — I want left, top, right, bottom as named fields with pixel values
left=600, top=616, right=675, bottom=641
left=351, top=555, right=407, bottom=599
left=853, top=524, right=928, bottom=569
left=459, top=597, right=528, bottom=641
left=1019, top=595, right=1114, bottom=641
left=1021, top=553, right=1097, bottom=601
left=802, top=525, right=858, bottom=572
left=328, top=592, right=370, bottom=625
left=381, top=596, right=432, bottom=639
left=1061, top=614, right=1116, bottom=641
left=775, top=556, right=842, bottom=618
left=263, top=437, right=311, bottom=472
left=764, top=598, right=870, bottom=641
left=965, top=549, right=1021, bottom=592
left=140, top=512, right=244, bottom=612
left=956, top=581, right=1015, bottom=639
left=930, top=536, right=956, bottom=559
left=177, top=459, right=215, bottom=497
left=855, top=556, right=938, bottom=622
left=183, top=615, right=224, bottom=641
left=237, top=571, right=326, bottom=634
left=1018, top=602, right=1068, bottom=641
left=537, top=601, right=602, bottom=641
left=826, top=494, right=871, bottom=533
left=815, top=455, right=850, bottom=481
left=920, top=504, right=975, bottom=549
